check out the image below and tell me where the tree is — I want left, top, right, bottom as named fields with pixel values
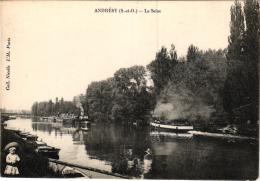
left=187, top=44, right=200, bottom=62
left=85, top=65, right=154, bottom=125
left=224, top=0, right=246, bottom=115
left=31, top=102, right=38, bottom=116
left=243, top=0, right=259, bottom=123
left=154, top=48, right=227, bottom=130
left=112, top=66, right=154, bottom=124
left=86, top=79, right=113, bottom=122
left=226, top=0, right=245, bottom=61
left=224, top=0, right=259, bottom=124
left=59, top=97, right=64, bottom=113
left=54, top=97, right=59, bottom=115
left=244, top=0, right=259, bottom=62
left=147, top=45, right=178, bottom=96
left=47, top=100, right=54, bottom=115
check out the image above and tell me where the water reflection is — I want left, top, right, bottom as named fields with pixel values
left=72, top=129, right=87, bottom=145
left=30, top=118, right=152, bottom=177
left=5, top=118, right=258, bottom=179
left=83, top=123, right=151, bottom=177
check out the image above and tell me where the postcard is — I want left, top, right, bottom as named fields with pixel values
left=0, top=0, right=259, bottom=179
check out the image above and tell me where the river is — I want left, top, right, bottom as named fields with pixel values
left=5, top=118, right=258, bottom=179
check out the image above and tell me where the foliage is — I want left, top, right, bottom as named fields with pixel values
left=86, top=79, right=114, bottom=122
left=224, top=0, right=259, bottom=124
left=31, top=98, right=79, bottom=116
left=147, top=45, right=178, bottom=96
left=86, top=66, right=155, bottom=125
left=111, top=66, right=155, bottom=124
left=153, top=48, right=227, bottom=124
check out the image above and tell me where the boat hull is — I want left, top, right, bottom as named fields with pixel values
left=37, top=149, right=60, bottom=159
left=63, top=118, right=76, bottom=124
left=150, top=122, right=193, bottom=132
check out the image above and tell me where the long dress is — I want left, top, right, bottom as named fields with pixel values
left=4, top=153, right=20, bottom=175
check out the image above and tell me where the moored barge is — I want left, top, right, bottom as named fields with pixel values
left=150, top=119, right=193, bottom=132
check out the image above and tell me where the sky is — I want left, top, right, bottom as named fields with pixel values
left=1, top=1, right=234, bottom=110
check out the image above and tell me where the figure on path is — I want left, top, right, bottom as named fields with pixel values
left=4, top=145, right=20, bottom=176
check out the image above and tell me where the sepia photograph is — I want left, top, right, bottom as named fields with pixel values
left=0, top=0, right=259, bottom=179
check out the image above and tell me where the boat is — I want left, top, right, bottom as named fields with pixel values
left=77, top=115, right=89, bottom=122
left=51, top=116, right=63, bottom=123
left=48, top=159, right=131, bottom=179
left=19, top=132, right=38, bottom=141
left=60, top=166, right=90, bottom=178
left=82, top=121, right=91, bottom=126
left=48, top=161, right=93, bottom=178
left=62, top=117, right=76, bottom=124
left=80, top=127, right=89, bottom=131
left=31, top=140, right=60, bottom=158
left=40, top=117, right=49, bottom=121
left=150, top=119, right=193, bottom=132
left=40, top=116, right=63, bottom=123
left=4, top=127, right=21, bottom=134
left=9, top=115, right=17, bottom=119
left=33, top=140, right=48, bottom=147
left=35, top=145, right=60, bottom=159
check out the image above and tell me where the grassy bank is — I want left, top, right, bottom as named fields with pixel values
left=1, top=127, right=61, bottom=177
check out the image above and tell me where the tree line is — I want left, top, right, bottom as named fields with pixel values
left=31, top=97, right=80, bottom=116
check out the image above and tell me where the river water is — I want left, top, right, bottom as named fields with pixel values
left=5, top=118, right=258, bottom=179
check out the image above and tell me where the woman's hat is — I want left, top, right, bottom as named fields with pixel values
left=4, top=142, right=21, bottom=151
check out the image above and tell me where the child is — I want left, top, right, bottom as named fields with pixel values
left=4, top=147, right=20, bottom=176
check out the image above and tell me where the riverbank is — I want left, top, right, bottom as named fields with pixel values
left=1, top=127, right=61, bottom=177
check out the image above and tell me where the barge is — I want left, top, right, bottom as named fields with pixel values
left=35, top=145, right=60, bottom=159
left=16, top=129, right=60, bottom=158
left=150, top=119, right=193, bottom=132
left=19, top=132, right=38, bottom=141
